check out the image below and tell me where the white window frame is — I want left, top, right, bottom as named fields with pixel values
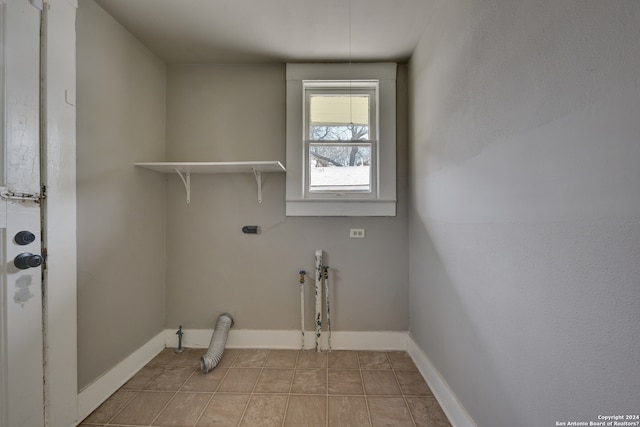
left=286, top=63, right=396, bottom=216
left=304, top=81, right=378, bottom=198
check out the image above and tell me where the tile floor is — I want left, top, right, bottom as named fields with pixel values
left=80, top=348, right=451, bottom=427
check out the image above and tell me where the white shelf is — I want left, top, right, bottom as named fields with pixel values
left=134, top=161, right=286, bottom=204
left=134, top=161, right=285, bottom=174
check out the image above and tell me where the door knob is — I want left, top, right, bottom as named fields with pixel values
left=14, top=253, right=44, bottom=270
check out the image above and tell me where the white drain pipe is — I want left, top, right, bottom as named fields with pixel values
left=314, top=250, right=323, bottom=352
left=200, top=313, right=234, bottom=373
left=323, top=265, right=332, bottom=351
left=299, top=270, right=306, bottom=350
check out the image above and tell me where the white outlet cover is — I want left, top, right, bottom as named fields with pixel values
left=350, top=228, right=365, bottom=238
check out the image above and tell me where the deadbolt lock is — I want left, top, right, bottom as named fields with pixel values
left=15, top=231, right=36, bottom=246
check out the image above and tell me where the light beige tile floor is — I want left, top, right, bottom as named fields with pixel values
left=79, top=348, right=451, bottom=427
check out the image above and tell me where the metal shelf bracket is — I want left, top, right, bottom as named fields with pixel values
left=174, top=169, right=191, bottom=204
left=253, top=168, right=263, bottom=204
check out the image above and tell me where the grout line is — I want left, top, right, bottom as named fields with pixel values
left=178, top=362, right=198, bottom=393
left=325, top=352, right=329, bottom=427
left=101, top=353, right=185, bottom=426
left=101, top=388, right=138, bottom=426
left=191, top=392, right=215, bottom=427
left=188, top=348, right=240, bottom=427
left=280, top=349, right=300, bottom=427
left=388, top=353, right=418, bottom=427
left=188, top=348, right=227, bottom=427
left=147, top=390, right=178, bottom=427
left=235, top=349, right=268, bottom=427
left=356, top=351, right=375, bottom=427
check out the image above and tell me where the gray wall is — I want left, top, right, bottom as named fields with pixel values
left=76, top=9, right=409, bottom=387
left=408, top=1, right=640, bottom=426
left=76, top=0, right=167, bottom=389
left=164, top=63, right=409, bottom=331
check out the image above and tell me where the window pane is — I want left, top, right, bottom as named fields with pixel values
left=309, top=144, right=371, bottom=192
left=310, top=124, right=369, bottom=141
left=309, top=95, right=369, bottom=140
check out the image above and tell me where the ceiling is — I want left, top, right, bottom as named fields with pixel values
left=94, top=0, right=433, bottom=64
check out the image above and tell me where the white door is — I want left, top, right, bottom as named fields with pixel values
left=0, top=1, right=45, bottom=427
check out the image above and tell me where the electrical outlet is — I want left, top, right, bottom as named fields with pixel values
left=349, top=228, right=365, bottom=238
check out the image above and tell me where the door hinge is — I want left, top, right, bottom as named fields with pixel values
left=28, top=0, right=44, bottom=11
left=0, top=190, right=45, bottom=203
left=41, top=247, right=48, bottom=271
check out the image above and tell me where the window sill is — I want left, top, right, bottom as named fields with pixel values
left=285, top=199, right=396, bottom=217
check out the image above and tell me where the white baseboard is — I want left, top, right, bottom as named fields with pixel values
left=76, top=331, right=165, bottom=425
left=163, top=328, right=410, bottom=351
left=407, top=335, right=477, bottom=427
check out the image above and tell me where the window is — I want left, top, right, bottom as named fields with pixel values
left=305, top=81, right=377, bottom=196
left=286, top=64, right=396, bottom=216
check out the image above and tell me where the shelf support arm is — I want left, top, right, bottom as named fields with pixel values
left=253, top=168, right=262, bottom=204
left=174, top=169, right=191, bottom=204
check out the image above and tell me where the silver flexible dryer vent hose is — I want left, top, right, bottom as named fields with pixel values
left=200, top=313, right=234, bottom=373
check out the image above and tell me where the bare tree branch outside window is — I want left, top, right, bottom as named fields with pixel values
left=310, top=124, right=370, bottom=167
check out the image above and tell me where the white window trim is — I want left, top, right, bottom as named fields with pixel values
left=286, top=63, right=397, bottom=216
left=304, top=82, right=377, bottom=199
